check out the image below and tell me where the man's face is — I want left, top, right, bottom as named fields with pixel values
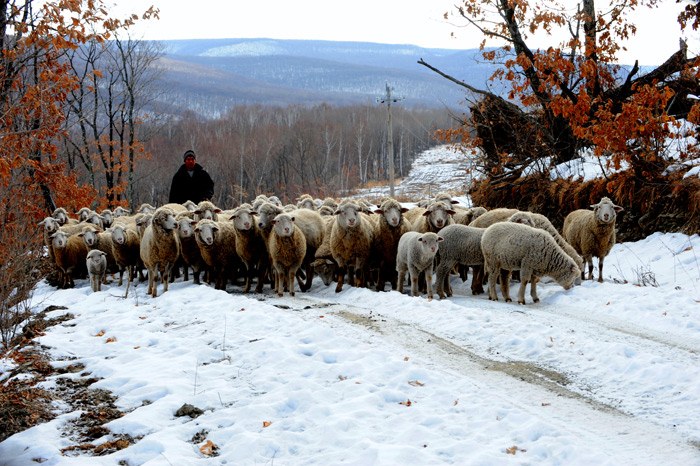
left=184, top=155, right=196, bottom=170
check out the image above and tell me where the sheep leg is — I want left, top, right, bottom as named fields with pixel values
left=435, top=260, right=451, bottom=299
left=397, top=265, right=406, bottom=294
left=335, top=268, right=345, bottom=293
left=288, top=268, right=297, bottom=297
left=425, top=264, right=434, bottom=301
left=499, top=269, right=512, bottom=302
left=518, top=269, right=533, bottom=304
left=242, top=263, right=252, bottom=293
left=597, top=256, right=605, bottom=283
left=585, top=256, right=594, bottom=280
left=530, top=275, right=539, bottom=303
left=471, top=265, right=484, bottom=295
left=273, top=263, right=284, bottom=297
left=193, top=267, right=201, bottom=285
left=163, top=263, right=173, bottom=294
left=409, top=267, right=420, bottom=297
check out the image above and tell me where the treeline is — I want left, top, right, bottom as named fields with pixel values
left=132, top=104, right=453, bottom=209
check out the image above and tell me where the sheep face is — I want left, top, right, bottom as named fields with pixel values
left=101, top=210, right=113, bottom=227
left=177, top=218, right=196, bottom=238
left=52, top=208, right=69, bottom=225
left=76, top=207, right=92, bottom=222
left=268, top=196, right=283, bottom=207
left=311, top=258, right=336, bottom=286
left=335, top=204, right=361, bottom=228
left=85, top=213, right=103, bottom=229
left=298, top=199, right=315, bottom=210
left=86, top=249, right=107, bottom=267
left=154, top=210, right=177, bottom=231
left=418, top=233, right=443, bottom=255
left=423, top=202, right=454, bottom=229
left=272, top=214, right=295, bottom=237
left=110, top=226, right=128, bottom=245
left=39, top=217, right=61, bottom=235
left=51, top=231, right=70, bottom=249
left=376, top=204, right=407, bottom=228
left=257, top=203, right=283, bottom=230
left=231, top=209, right=256, bottom=231
left=592, top=198, right=623, bottom=224
left=194, top=222, right=218, bottom=246
left=79, top=230, right=99, bottom=247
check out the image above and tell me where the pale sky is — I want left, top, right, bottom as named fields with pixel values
left=112, top=0, right=695, bottom=66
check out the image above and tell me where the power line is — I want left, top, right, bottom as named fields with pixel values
left=376, top=83, right=404, bottom=198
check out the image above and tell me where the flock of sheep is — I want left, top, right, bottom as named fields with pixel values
left=37, top=192, right=623, bottom=304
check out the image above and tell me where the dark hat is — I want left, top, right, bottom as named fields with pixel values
left=183, top=150, right=196, bottom=161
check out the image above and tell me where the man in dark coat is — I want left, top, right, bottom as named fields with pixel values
left=169, top=150, right=214, bottom=204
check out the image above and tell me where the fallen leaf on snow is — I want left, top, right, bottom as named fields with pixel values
left=399, top=400, right=412, bottom=406
left=263, top=421, right=272, bottom=428
left=200, top=440, right=218, bottom=456
left=404, top=357, right=409, bottom=361
left=338, top=375, right=347, bottom=381
left=408, top=380, right=424, bottom=387
left=106, top=337, right=116, bottom=343
left=506, top=446, right=518, bottom=455
left=94, top=330, right=105, bottom=337
left=541, top=402, right=551, bottom=406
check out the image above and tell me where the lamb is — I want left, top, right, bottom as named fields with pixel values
left=434, top=225, right=486, bottom=298
left=194, top=219, right=241, bottom=290
left=86, top=250, right=107, bottom=292
left=175, top=212, right=206, bottom=285
left=78, top=228, right=117, bottom=283
left=229, top=205, right=267, bottom=293
left=396, top=232, right=443, bottom=300
left=267, top=213, right=307, bottom=297
left=329, top=201, right=374, bottom=292
left=194, top=200, right=220, bottom=221
left=411, top=201, right=455, bottom=233
left=372, top=198, right=411, bottom=291
left=562, top=197, right=623, bottom=283
left=50, top=230, right=89, bottom=288
left=481, top=222, right=579, bottom=304
left=139, top=207, right=181, bottom=298
left=108, top=224, right=143, bottom=296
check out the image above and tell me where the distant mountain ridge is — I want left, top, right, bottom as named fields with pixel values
left=155, top=38, right=499, bottom=118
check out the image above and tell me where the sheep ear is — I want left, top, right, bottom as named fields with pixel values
left=290, top=216, right=296, bottom=222
left=438, top=236, right=444, bottom=242
left=374, top=209, right=383, bottom=214
left=451, top=200, right=459, bottom=204
left=613, top=205, right=624, bottom=212
left=271, top=220, right=276, bottom=225
left=589, top=203, right=598, bottom=209
left=400, top=207, right=409, bottom=213
left=418, top=237, right=424, bottom=243
left=422, top=211, right=431, bottom=217
left=250, top=211, right=258, bottom=216
left=229, top=214, right=236, bottom=220
left=214, top=208, right=222, bottom=213
left=447, top=209, right=456, bottom=215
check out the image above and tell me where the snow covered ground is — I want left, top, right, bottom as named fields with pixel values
left=1, top=146, right=700, bottom=465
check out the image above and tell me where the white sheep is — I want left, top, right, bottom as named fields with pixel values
left=86, top=250, right=107, bottom=292
left=330, top=201, right=374, bottom=292
left=311, top=216, right=337, bottom=287
left=194, top=200, right=220, bottom=221
left=229, top=205, right=267, bottom=293
left=396, top=231, right=443, bottom=300
left=297, top=194, right=316, bottom=210
left=434, top=224, right=486, bottom=298
left=411, top=201, right=455, bottom=233
left=481, top=222, right=579, bottom=304
left=268, top=213, right=307, bottom=297
left=76, top=207, right=93, bottom=222
left=139, top=207, right=181, bottom=298
left=183, top=200, right=197, bottom=212
left=286, top=208, right=325, bottom=291
left=175, top=212, right=206, bottom=285
left=372, top=198, right=411, bottom=291
left=78, top=228, right=117, bottom=284
left=112, top=206, right=131, bottom=217
left=100, top=209, right=114, bottom=228
left=194, top=219, right=241, bottom=290
left=562, top=197, right=623, bottom=282
left=108, top=224, right=143, bottom=296
left=137, top=203, right=156, bottom=214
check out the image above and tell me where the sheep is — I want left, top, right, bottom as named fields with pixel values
left=481, top=222, right=579, bottom=304
left=411, top=201, right=456, bottom=233
left=194, top=219, right=241, bottom=290
left=39, top=217, right=97, bottom=279
left=108, top=224, right=143, bottom=296
left=562, top=197, right=623, bottom=283
left=229, top=205, right=267, bottom=293
left=434, top=225, right=486, bottom=299
left=112, top=206, right=131, bottom=217
left=78, top=228, right=117, bottom=284
left=268, top=195, right=283, bottom=207
left=134, top=213, right=153, bottom=238
left=100, top=209, right=114, bottom=228
left=84, top=212, right=104, bottom=230
left=183, top=200, right=197, bottom=212
left=137, top=203, right=156, bottom=214
left=139, top=207, right=181, bottom=298
left=86, top=250, right=107, bottom=292
left=396, top=232, right=443, bottom=300
left=76, top=207, right=93, bottom=222
left=252, top=194, right=270, bottom=211
left=267, top=213, right=307, bottom=297
left=160, top=203, right=188, bottom=214
left=453, top=206, right=488, bottom=225
left=286, top=208, right=325, bottom=291
left=50, top=230, right=89, bottom=288
left=321, top=197, right=339, bottom=210
left=175, top=212, right=206, bottom=285
left=194, top=200, right=220, bottom=221
left=297, top=194, right=316, bottom=210
left=372, top=198, right=411, bottom=291
left=469, top=208, right=520, bottom=228
left=318, top=205, right=335, bottom=216
left=311, top=216, right=338, bottom=287
left=329, top=201, right=374, bottom=292
left=52, top=207, right=76, bottom=226
left=255, top=202, right=285, bottom=290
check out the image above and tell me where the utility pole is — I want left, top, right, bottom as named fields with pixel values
left=376, top=83, right=404, bottom=197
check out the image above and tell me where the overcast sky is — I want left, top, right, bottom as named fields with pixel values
left=111, top=0, right=695, bottom=66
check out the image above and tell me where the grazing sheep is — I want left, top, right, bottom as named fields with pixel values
left=113, top=206, right=131, bottom=217
left=139, top=207, right=181, bottom=298
left=50, top=230, right=89, bottom=288
left=194, top=219, right=241, bottom=290
left=330, top=202, right=374, bottom=292
left=268, top=213, right=307, bottom=297
left=530, top=213, right=584, bottom=279
left=434, top=225, right=486, bottom=298
left=482, top=222, right=579, bottom=304
left=311, top=216, right=338, bottom=287
left=562, top=197, right=623, bottom=282
left=396, top=232, right=443, bottom=300
left=175, top=212, right=206, bottom=285
left=411, top=201, right=456, bottom=233
left=372, top=198, right=411, bottom=291
left=229, top=205, right=267, bottom=293
left=194, top=200, right=221, bottom=221
left=78, top=228, right=117, bottom=283
left=108, top=224, right=143, bottom=296
left=86, top=250, right=107, bottom=292
left=287, top=208, right=325, bottom=291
